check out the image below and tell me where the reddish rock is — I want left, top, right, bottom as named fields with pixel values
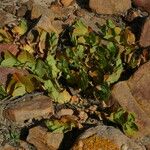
left=3, top=95, right=54, bottom=123
left=111, top=61, right=150, bottom=137
left=27, top=126, right=64, bottom=150
left=139, top=17, right=150, bottom=47
left=128, top=61, right=150, bottom=115
left=134, top=0, right=150, bottom=13
left=0, top=44, right=19, bottom=56
left=89, top=0, right=131, bottom=15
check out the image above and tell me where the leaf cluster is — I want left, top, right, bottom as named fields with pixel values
left=0, top=19, right=137, bottom=103
left=109, top=108, right=138, bottom=136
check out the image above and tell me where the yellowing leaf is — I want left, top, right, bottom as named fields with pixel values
left=7, top=73, right=35, bottom=97
left=72, top=20, right=88, bottom=37
left=12, top=19, right=28, bottom=36
left=38, top=30, right=47, bottom=53
left=21, top=44, right=34, bottom=53
left=57, top=90, right=71, bottom=104
left=17, top=50, right=35, bottom=69
left=114, top=27, right=122, bottom=35
left=14, top=73, right=35, bottom=93
left=12, top=82, right=26, bottom=97
left=124, top=27, right=135, bottom=45
left=1, top=51, right=19, bottom=67
left=45, top=117, right=77, bottom=133
left=0, top=28, right=12, bottom=42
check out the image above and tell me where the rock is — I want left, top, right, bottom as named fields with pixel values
left=31, top=4, right=64, bottom=34
left=75, top=9, right=106, bottom=32
left=60, top=0, right=74, bottom=6
left=139, top=17, right=150, bottom=47
left=0, top=144, right=16, bottom=150
left=140, top=136, right=150, bottom=150
left=35, top=15, right=63, bottom=34
left=57, top=109, right=74, bottom=117
left=3, top=5, right=16, bottom=15
left=128, top=61, right=150, bottom=113
left=71, top=125, right=145, bottom=150
left=27, top=126, right=64, bottom=150
left=17, top=4, right=28, bottom=17
left=31, top=0, right=54, bottom=7
left=3, top=95, right=54, bottom=123
left=0, top=0, right=17, bottom=10
left=17, top=0, right=35, bottom=17
left=111, top=61, right=150, bottom=137
left=31, top=4, right=52, bottom=19
left=133, top=0, right=150, bottom=13
left=0, top=44, right=19, bottom=56
left=0, top=10, right=16, bottom=27
left=89, top=0, right=131, bottom=15
left=20, top=140, right=31, bottom=150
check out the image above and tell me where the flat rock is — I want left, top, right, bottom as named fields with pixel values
left=31, top=4, right=71, bottom=34
left=31, top=0, right=54, bottom=7
left=27, top=126, right=64, bottom=150
left=35, top=15, right=63, bottom=34
left=111, top=61, right=150, bottom=138
left=0, top=9, right=16, bottom=27
left=139, top=17, right=150, bottom=47
left=71, top=125, right=145, bottom=150
left=89, top=0, right=131, bottom=15
left=3, top=95, right=54, bottom=123
left=0, top=144, right=16, bottom=150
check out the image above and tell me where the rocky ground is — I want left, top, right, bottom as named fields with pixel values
left=0, top=0, right=150, bottom=150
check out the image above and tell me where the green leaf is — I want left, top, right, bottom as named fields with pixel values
left=96, top=82, right=111, bottom=100
left=45, top=119, right=76, bottom=133
left=107, top=19, right=116, bottom=29
left=0, top=85, right=7, bottom=99
left=34, top=59, right=48, bottom=78
left=75, top=45, right=85, bottom=59
left=106, top=57, right=123, bottom=84
left=85, top=32, right=99, bottom=46
left=123, top=122, right=138, bottom=136
left=107, top=42, right=117, bottom=57
left=79, top=70, right=89, bottom=90
left=109, top=108, right=138, bottom=136
left=43, top=80, right=60, bottom=100
left=48, top=32, right=58, bottom=54
left=46, top=55, right=60, bottom=79
left=112, top=108, right=126, bottom=124
left=1, top=51, right=19, bottom=67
